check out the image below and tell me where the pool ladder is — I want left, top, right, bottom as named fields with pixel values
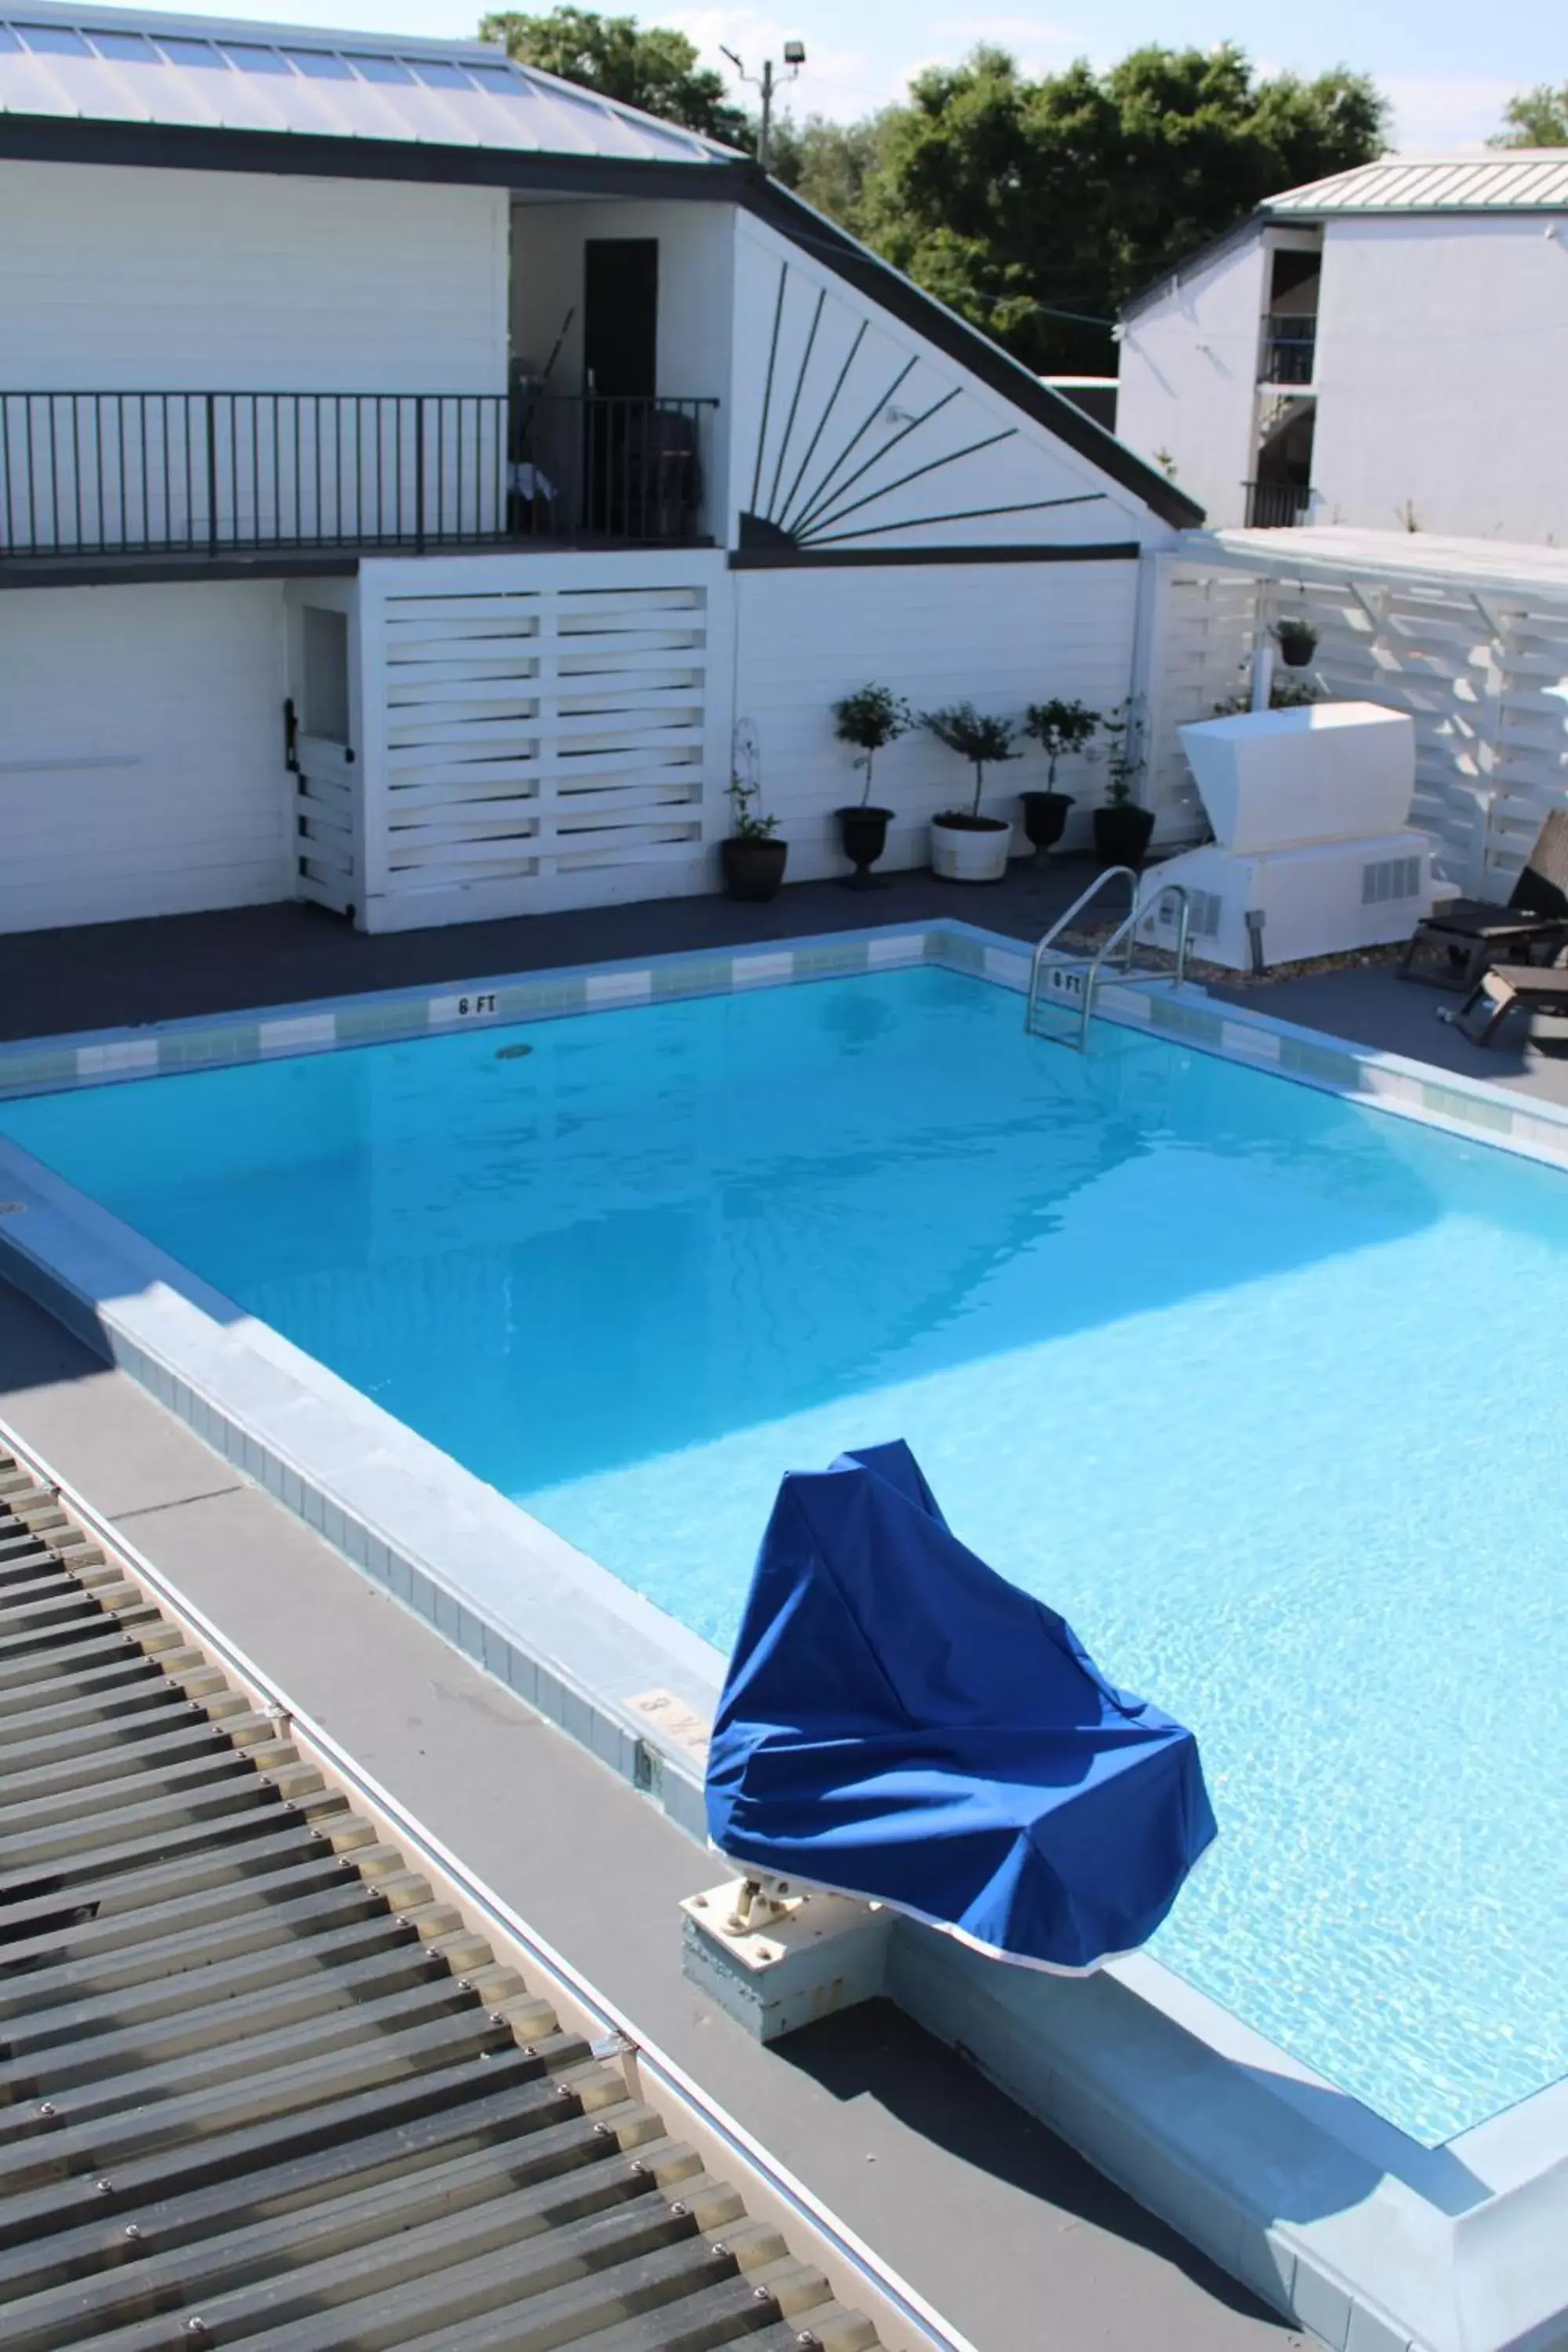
left=1025, top=866, right=1192, bottom=1051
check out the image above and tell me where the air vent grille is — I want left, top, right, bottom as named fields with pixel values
left=1362, top=855, right=1421, bottom=905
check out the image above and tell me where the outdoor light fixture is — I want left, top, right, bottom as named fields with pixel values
left=723, top=39, right=807, bottom=172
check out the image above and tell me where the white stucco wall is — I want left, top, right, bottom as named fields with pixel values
left=0, top=160, right=509, bottom=391
left=334, top=543, right=1144, bottom=929
left=731, top=213, right=1174, bottom=554
left=510, top=197, right=736, bottom=518
left=0, top=581, right=290, bottom=931
left=508, top=198, right=1180, bottom=556
left=734, top=558, right=1142, bottom=875
left=1116, top=231, right=1269, bottom=528
left=510, top=197, right=735, bottom=398
left=1309, top=214, right=1568, bottom=541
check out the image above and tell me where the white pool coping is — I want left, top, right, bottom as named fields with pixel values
left=1, top=918, right=1566, bottom=2352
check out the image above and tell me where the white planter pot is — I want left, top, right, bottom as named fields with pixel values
left=930, top=815, right=1013, bottom=883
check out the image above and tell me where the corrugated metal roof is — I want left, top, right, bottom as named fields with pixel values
left=0, top=0, right=731, bottom=162
left=0, top=1436, right=890, bottom=2352
left=1120, top=151, right=1568, bottom=318
left=1267, top=152, right=1568, bottom=216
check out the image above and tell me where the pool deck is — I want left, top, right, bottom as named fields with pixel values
left=0, top=1272, right=1302, bottom=2352
left=5, top=858, right=1568, bottom=1109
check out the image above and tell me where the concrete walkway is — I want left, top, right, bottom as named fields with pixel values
left=0, top=1276, right=1301, bottom=2352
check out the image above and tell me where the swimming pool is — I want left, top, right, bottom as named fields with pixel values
left=3, top=958, right=1565, bottom=2149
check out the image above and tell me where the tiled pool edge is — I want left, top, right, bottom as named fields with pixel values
left=4, top=924, right=1568, bottom=2352
left=0, top=1141, right=730, bottom=1843
left=3, top=916, right=1566, bottom=1174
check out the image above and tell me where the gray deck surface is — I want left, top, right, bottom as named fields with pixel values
left=0, top=1281, right=1302, bottom=2352
left=5, top=860, right=1568, bottom=1107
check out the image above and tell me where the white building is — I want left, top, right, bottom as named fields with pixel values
left=0, top=0, right=1196, bottom=937
left=1116, top=154, right=1568, bottom=544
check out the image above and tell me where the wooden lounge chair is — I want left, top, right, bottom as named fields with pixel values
left=1448, top=951, right=1568, bottom=1047
left=1400, top=808, right=1568, bottom=989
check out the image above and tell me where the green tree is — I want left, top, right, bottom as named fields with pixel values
left=479, top=6, right=749, bottom=145
left=856, top=43, right=1386, bottom=372
left=1490, top=85, right=1568, bottom=146
left=768, top=112, right=891, bottom=234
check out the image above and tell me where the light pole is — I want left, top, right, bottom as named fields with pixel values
left=720, top=38, right=805, bottom=176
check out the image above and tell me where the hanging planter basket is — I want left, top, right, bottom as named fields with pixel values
left=1274, top=621, right=1318, bottom=670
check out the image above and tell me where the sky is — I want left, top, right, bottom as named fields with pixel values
left=96, top=0, right=1552, bottom=153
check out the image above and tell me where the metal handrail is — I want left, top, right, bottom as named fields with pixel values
left=1146, top=879, right=1192, bottom=992
left=1025, top=863, right=1138, bottom=1036
left=1259, top=314, right=1316, bottom=387
left=1026, top=871, right=1191, bottom=1049
left=1243, top=477, right=1312, bottom=530
left=0, top=388, right=721, bottom=558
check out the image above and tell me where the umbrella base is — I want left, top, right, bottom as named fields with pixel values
left=681, top=1875, right=891, bottom=2042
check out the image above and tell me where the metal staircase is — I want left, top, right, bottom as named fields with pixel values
left=1025, top=869, right=1192, bottom=1050
left=0, top=1438, right=907, bottom=2352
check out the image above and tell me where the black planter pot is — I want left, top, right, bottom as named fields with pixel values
left=835, top=804, right=893, bottom=888
left=721, top=836, right=789, bottom=903
left=1276, top=626, right=1317, bottom=670
left=1017, top=789, right=1075, bottom=860
left=1092, top=804, right=1156, bottom=869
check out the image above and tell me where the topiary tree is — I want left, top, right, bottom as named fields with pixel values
left=833, top=684, right=912, bottom=807
left=1022, top=698, right=1099, bottom=789
left=922, top=703, right=1020, bottom=819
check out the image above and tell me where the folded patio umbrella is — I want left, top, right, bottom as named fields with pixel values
left=706, top=1441, right=1216, bottom=1973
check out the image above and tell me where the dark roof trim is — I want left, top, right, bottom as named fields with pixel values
left=0, top=111, right=1200, bottom=527
left=0, top=550, right=359, bottom=590
left=741, top=178, right=1203, bottom=532
left=0, top=111, right=749, bottom=201
left=730, top=540, right=1140, bottom=570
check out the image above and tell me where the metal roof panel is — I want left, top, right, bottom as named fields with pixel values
left=1268, top=152, right=1568, bottom=216
left=0, top=0, right=735, bottom=162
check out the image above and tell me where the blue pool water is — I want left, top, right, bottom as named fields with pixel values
left=5, top=963, right=1567, bottom=2146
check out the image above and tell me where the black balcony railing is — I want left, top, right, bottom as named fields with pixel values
left=1259, top=314, right=1316, bottom=386
left=0, top=390, right=719, bottom=561
left=1244, top=479, right=1313, bottom=530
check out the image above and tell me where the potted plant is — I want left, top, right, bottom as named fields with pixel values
left=720, top=750, right=787, bottom=902
left=1273, top=617, right=1318, bottom=670
left=921, top=703, right=1019, bottom=882
left=832, top=684, right=910, bottom=888
left=1020, top=698, right=1098, bottom=860
left=1211, top=677, right=1322, bottom=715
left=1092, top=702, right=1155, bottom=868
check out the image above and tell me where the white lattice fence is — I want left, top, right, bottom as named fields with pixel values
left=354, top=554, right=730, bottom=931
left=1140, top=565, right=1262, bottom=839
left=1142, top=552, right=1568, bottom=887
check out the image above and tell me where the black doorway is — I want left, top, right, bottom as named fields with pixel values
left=584, top=238, right=659, bottom=396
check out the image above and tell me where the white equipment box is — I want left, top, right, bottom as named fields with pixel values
left=1139, top=701, right=1436, bottom=971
